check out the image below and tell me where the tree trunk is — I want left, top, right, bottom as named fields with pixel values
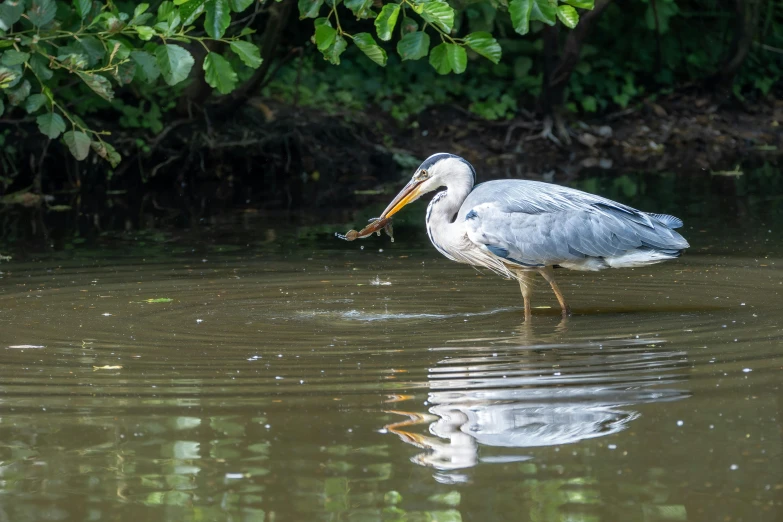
left=710, top=0, right=761, bottom=93
left=218, top=0, right=295, bottom=116
left=545, top=0, right=615, bottom=108
left=536, top=0, right=614, bottom=144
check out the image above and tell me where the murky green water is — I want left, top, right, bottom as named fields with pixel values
left=1, top=171, right=782, bottom=521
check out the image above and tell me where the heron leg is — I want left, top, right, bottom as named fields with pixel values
left=538, top=266, right=572, bottom=318
left=516, top=270, right=533, bottom=321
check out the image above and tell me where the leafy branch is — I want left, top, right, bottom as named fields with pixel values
left=0, top=0, right=264, bottom=166
left=300, top=0, right=594, bottom=74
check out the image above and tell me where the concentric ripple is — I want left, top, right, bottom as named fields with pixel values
left=0, top=244, right=781, bottom=521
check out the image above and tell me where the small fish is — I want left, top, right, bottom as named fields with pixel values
left=336, top=217, right=394, bottom=242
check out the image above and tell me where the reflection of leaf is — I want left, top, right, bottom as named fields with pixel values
left=428, top=491, right=461, bottom=507
left=248, top=442, right=271, bottom=454
left=324, top=477, right=349, bottom=512
left=93, top=365, right=123, bottom=370
left=244, top=467, right=270, bottom=477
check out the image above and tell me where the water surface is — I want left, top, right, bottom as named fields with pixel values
left=1, top=171, right=782, bottom=522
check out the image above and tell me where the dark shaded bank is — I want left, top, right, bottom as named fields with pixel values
left=1, top=93, right=781, bottom=248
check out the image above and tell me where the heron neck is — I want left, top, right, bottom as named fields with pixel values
left=425, top=172, right=473, bottom=254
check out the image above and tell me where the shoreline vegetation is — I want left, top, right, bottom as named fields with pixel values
left=0, top=0, right=780, bottom=244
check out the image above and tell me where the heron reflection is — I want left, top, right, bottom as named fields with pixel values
left=386, top=336, right=690, bottom=482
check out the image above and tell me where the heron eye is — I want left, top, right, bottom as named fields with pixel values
left=420, top=170, right=429, bottom=179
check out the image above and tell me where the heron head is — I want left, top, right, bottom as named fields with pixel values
left=380, top=153, right=474, bottom=218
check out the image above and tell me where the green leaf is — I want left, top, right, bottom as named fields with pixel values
left=77, top=72, right=114, bottom=101
left=345, top=0, right=374, bottom=19
left=353, top=32, right=386, bottom=66
left=155, top=44, right=194, bottom=85
left=136, top=26, right=155, bottom=40
left=131, top=50, right=160, bottom=83
left=401, top=17, right=417, bottom=33
left=396, top=31, right=429, bottom=61
left=0, top=49, right=29, bottom=66
left=229, top=40, right=262, bottom=69
left=23, top=92, right=45, bottom=113
left=29, top=55, right=53, bottom=80
left=228, top=0, right=253, bottom=11
left=36, top=112, right=66, bottom=139
left=203, top=52, right=237, bottom=94
left=204, top=0, right=230, bottom=38
left=565, top=0, right=594, bottom=9
left=374, top=3, right=399, bottom=41
left=446, top=43, right=466, bottom=74
left=298, top=0, right=323, bottom=19
left=0, top=0, right=25, bottom=31
left=530, top=0, right=556, bottom=26
left=157, top=1, right=175, bottom=20
left=419, top=1, right=454, bottom=33
left=27, top=0, right=56, bottom=27
left=509, top=0, right=532, bottom=35
left=429, top=42, right=450, bottom=74
left=180, top=0, right=207, bottom=25
left=90, top=140, right=121, bottom=167
left=6, top=78, right=29, bottom=105
left=323, top=34, right=346, bottom=65
left=464, top=32, right=501, bottom=64
left=581, top=95, right=597, bottom=112
left=134, top=3, right=150, bottom=17
left=0, top=65, right=20, bottom=88
left=113, top=61, right=136, bottom=85
left=0, top=98, right=4, bottom=118
left=78, top=36, right=105, bottom=66
left=63, top=130, right=91, bottom=161
left=107, top=39, right=132, bottom=61
left=315, top=23, right=336, bottom=51
left=73, top=0, right=91, bottom=19
left=557, top=5, right=578, bottom=28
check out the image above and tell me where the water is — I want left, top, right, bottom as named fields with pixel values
left=1, top=171, right=782, bottom=521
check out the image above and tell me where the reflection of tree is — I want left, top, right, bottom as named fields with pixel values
left=386, top=337, right=691, bottom=483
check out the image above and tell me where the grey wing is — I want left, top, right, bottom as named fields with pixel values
left=459, top=180, right=690, bottom=271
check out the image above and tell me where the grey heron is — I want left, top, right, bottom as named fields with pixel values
left=378, top=153, right=689, bottom=320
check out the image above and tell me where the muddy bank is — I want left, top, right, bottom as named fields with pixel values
left=1, top=94, right=780, bottom=245
left=402, top=94, right=782, bottom=180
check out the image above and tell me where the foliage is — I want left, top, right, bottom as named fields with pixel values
left=0, top=0, right=263, bottom=166
left=301, top=0, right=595, bottom=72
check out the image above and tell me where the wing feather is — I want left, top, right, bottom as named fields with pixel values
left=460, top=180, right=689, bottom=271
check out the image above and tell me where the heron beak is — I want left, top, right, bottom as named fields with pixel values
left=380, top=179, right=424, bottom=219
